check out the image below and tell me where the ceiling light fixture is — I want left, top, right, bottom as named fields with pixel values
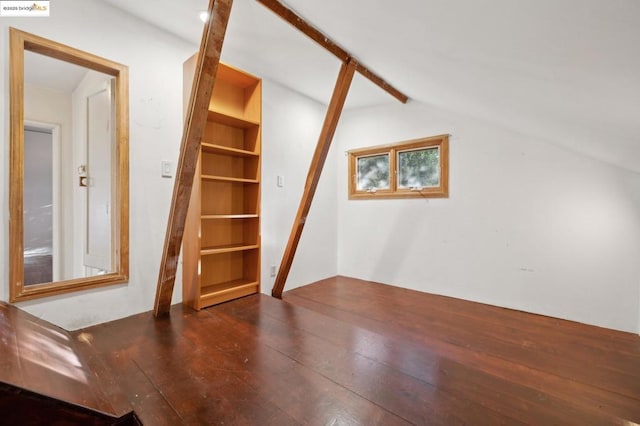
left=199, top=11, right=209, bottom=23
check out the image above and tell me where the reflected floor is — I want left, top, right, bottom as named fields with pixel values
left=24, top=254, right=52, bottom=285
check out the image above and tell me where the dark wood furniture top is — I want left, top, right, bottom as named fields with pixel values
left=0, top=301, right=135, bottom=423
left=0, top=381, right=140, bottom=425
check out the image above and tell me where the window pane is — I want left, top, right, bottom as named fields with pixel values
left=357, top=154, right=389, bottom=190
left=398, top=147, right=439, bottom=188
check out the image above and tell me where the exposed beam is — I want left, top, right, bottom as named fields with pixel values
left=272, top=60, right=357, bottom=298
left=256, top=0, right=408, bottom=104
left=153, top=0, right=233, bottom=317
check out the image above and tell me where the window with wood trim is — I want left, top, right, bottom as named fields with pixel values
left=348, top=135, right=449, bottom=199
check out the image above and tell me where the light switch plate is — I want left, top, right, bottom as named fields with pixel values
left=161, top=161, right=173, bottom=178
left=277, top=175, right=284, bottom=187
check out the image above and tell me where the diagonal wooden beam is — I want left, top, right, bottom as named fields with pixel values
left=256, top=0, right=408, bottom=104
left=153, top=0, right=233, bottom=317
left=272, top=60, right=356, bottom=298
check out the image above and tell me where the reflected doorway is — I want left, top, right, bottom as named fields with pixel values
left=23, top=122, right=60, bottom=285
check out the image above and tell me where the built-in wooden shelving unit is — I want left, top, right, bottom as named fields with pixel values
left=182, top=61, right=261, bottom=310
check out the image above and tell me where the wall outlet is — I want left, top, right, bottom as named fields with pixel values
left=270, top=265, right=277, bottom=277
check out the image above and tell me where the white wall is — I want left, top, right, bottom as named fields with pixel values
left=1, top=0, right=336, bottom=329
left=0, top=0, right=194, bottom=329
left=4, top=1, right=636, bottom=335
left=260, top=79, right=337, bottom=292
left=335, top=101, right=640, bottom=334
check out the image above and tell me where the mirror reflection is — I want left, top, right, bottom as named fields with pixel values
left=10, top=28, right=129, bottom=302
left=24, top=52, right=116, bottom=285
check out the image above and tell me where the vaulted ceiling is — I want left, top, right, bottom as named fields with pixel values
left=102, top=0, right=640, bottom=172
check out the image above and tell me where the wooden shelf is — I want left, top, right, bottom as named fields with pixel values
left=201, top=175, right=259, bottom=184
left=201, top=143, right=258, bottom=157
left=200, top=279, right=259, bottom=307
left=183, top=60, right=261, bottom=311
left=201, top=214, right=259, bottom=220
left=207, top=110, right=259, bottom=129
left=201, top=244, right=259, bottom=256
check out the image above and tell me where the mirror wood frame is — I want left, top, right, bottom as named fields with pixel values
left=9, top=28, right=129, bottom=302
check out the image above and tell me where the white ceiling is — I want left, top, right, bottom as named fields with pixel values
left=101, top=0, right=640, bottom=172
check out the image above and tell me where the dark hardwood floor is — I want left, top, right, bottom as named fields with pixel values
left=73, top=276, right=640, bottom=425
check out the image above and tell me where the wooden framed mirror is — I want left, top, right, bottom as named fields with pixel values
left=9, top=28, right=129, bottom=302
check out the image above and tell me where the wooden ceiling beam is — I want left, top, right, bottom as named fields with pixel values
left=256, top=0, right=408, bottom=104
left=272, top=59, right=357, bottom=298
left=153, top=0, right=233, bottom=317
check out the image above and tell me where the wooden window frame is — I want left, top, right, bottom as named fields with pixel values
left=348, top=135, right=449, bottom=200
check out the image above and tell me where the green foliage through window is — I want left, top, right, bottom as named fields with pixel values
left=398, top=148, right=439, bottom=188
left=357, top=154, right=389, bottom=190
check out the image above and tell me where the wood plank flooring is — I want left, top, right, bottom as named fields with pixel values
left=75, top=276, right=640, bottom=425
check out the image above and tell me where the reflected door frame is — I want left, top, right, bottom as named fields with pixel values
left=24, top=120, right=62, bottom=282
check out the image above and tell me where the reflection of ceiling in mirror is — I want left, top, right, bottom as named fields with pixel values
left=24, top=50, right=90, bottom=93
